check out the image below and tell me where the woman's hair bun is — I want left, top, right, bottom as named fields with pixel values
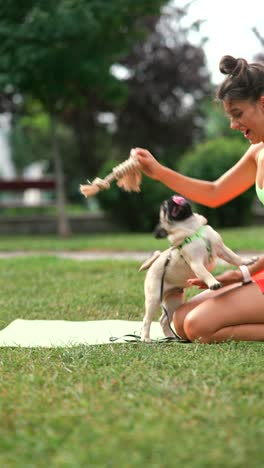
left=216, top=55, right=264, bottom=101
left=219, top=55, right=248, bottom=76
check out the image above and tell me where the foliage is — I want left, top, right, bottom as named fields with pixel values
left=204, top=102, right=230, bottom=139
left=10, top=102, right=78, bottom=177
left=9, top=109, right=52, bottom=174
left=114, top=6, right=211, bottom=168
left=178, top=137, right=255, bottom=227
left=0, top=0, right=170, bottom=210
left=202, top=98, right=246, bottom=141
left=97, top=158, right=173, bottom=231
left=0, top=0, right=166, bottom=112
left=0, top=0, right=212, bottom=218
left=253, top=27, right=264, bottom=62
left=68, top=4, right=212, bottom=179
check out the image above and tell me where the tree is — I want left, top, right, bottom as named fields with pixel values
left=0, top=0, right=167, bottom=235
left=252, top=27, right=264, bottom=63
left=115, top=5, right=211, bottom=167
left=66, top=4, right=211, bottom=184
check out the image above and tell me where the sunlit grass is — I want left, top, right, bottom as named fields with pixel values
left=1, top=342, right=264, bottom=467
left=0, top=225, right=264, bottom=252
left=0, top=256, right=263, bottom=466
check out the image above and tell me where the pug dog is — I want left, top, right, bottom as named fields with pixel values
left=139, top=195, right=256, bottom=342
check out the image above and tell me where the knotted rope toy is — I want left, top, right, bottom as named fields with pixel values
left=80, top=150, right=142, bottom=198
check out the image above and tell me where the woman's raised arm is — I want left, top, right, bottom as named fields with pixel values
left=133, top=144, right=260, bottom=207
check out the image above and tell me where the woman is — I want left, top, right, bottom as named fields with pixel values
left=132, top=55, right=264, bottom=343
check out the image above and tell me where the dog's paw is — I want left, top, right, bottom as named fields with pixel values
left=161, top=328, right=175, bottom=338
left=209, top=281, right=222, bottom=290
left=141, top=336, right=151, bottom=343
left=242, top=256, right=259, bottom=266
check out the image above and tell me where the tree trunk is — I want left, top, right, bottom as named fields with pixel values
left=50, top=115, right=71, bottom=237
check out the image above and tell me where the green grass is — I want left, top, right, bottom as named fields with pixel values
left=0, top=225, right=264, bottom=252
left=0, top=256, right=264, bottom=467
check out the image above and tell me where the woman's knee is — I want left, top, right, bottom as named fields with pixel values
left=183, top=312, right=209, bottom=342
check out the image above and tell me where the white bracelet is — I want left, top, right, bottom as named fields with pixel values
left=239, top=265, right=252, bottom=284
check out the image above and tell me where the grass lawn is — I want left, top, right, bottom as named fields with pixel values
left=0, top=255, right=264, bottom=467
left=0, top=225, right=264, bottom=252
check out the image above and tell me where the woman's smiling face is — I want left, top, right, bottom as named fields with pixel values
left=224, top=96, right=264, bottom=144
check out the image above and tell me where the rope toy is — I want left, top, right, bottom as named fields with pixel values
left=80, top=150, right=142, bottom=198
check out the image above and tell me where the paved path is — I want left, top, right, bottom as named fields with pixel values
left=0, top=250, right=148, bottom=261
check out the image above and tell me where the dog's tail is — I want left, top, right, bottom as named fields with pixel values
left=138, top=250, right=161, bottom=272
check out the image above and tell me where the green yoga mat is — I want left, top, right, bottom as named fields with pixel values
left=0, top=319, right=165, bottom=347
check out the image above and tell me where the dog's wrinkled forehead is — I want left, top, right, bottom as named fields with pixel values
left=161, top=194, right=192, bottom=221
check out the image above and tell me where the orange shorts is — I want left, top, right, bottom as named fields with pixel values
left=252, top=270, right=264, bottom=293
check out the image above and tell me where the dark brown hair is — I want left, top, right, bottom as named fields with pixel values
left=216, top=55, right=264, bottom=102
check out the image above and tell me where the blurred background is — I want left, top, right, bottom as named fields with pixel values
left=0, top=0, right=263, bottom=237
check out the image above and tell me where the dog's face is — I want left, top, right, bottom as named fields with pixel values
left=154, top=195, right=193, bottom=238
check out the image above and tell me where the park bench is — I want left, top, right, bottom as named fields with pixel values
left=0, top=178, right=56, bottom=208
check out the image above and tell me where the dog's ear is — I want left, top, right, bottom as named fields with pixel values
left=154, top=224, right=168, bottom=239
left=168, top=195, right=192, bottom=221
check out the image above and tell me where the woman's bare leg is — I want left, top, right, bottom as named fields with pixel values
left=173, top=282, right=264, bottom=343
left=173, top=283, right=239, bottom=340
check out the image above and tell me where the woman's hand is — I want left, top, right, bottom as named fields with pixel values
left=187, top=269, right=243, bottom=289
left=131, top=147, right=163, bottom=179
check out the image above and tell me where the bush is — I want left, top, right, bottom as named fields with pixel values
left=97, top=159, right=172, bottom=232
left=177, top=137, right=255, bottom=227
